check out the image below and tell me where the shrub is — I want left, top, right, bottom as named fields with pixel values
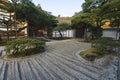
left=84, top=32, right=92, bottom=42
left=92, top=37, right=119, bottom=55
left=5, top=38, right=45, bottom=57
left=0, top=40, right=7, bottom=46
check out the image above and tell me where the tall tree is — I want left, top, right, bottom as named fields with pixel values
left=0, top=1, right=14, bottom=40
left=82, top=0, right=120, bottom=39
left=15, top=0, right=57, bottom=37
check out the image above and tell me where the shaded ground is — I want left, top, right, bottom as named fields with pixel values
left=0, top=39, right=117, bottom=80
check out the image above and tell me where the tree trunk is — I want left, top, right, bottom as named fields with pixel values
left=116, top=18, right=120, bottom=40
left=27, top=25, right=33, bottom=37
left=33, top=31, right=35, bottom=38
left=55, top=32, right=57, bottom=37
left=47, top=26, right=53, bottom=38
left=0, top=35, right=2, bottom=41
left=7, top=25, right=9, bottom=40
left=84, top=24, right=88, bottom=40
left=58, top=30, right=62, bottom=38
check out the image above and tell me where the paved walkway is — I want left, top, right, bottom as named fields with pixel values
left=0, top=39, right=117, bottom=80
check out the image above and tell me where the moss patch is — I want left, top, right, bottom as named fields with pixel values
left=80, top=48, right=116, bottom=60
left=80, top=48, right=98, bottom=59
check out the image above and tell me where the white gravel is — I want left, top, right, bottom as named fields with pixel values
left=0, top=39, right=118, bottom=80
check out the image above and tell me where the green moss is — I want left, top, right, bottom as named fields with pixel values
left=80, top=48, right=116, bottom=60
left=80, top=48, right=98, bottom=58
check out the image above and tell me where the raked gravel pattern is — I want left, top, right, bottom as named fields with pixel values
left=0, top=39, right=117, bottom=80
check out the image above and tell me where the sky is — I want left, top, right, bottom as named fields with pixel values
left=32, top=0, right=85, bottom=17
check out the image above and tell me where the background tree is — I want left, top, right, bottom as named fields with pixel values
left=15, top=0, right=57, bottom=37
left=54, top=23, right=71, bottom=38
left=100, top=0, right=120, bottom=27
left=72, top=0, right=120, bottom=40
left=0, top=1, right=14, bottom=40
left=71, top=11, right=98, bottom=39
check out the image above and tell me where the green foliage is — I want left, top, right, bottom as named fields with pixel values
left=5, top=38, right=45, bottom=57
left=84, top=32, right=92, bottom=41
left=0, top=0, right=57, bottom=37
left=54, top=23, right=71, bottom=31
left=99, top=0, right=120, bottom=27
left=91, top=27, right=102, bottom=39
left=54, top=23, right=71, bottom=38
left=84, top=27, right=102, bottom=41
left=80, top=37, right=119, bottom=60
left=82, top=0, right=93, bottom=12
left=92, top=37, right=119, bottom=55
left=0, top=39, right=7, bottom=46
left=71, top=12, right=94, bottom=28
left=72, top=0, right=120, bottom=40
left=17, top=0, right=58, bottom=37
left=77, top=1, right=119, bottom=31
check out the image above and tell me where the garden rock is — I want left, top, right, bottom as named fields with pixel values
left=85, top=54, right=96, bottom=61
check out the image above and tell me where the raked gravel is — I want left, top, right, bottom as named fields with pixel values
left=0, top=39, right=118, bottom=80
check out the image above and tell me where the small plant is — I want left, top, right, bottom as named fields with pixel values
left=5, top=38, right=45, bottom=58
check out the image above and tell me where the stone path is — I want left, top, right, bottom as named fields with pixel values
left=0, top=39, right=117, bottom=80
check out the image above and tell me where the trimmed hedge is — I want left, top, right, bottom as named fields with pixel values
left=5, top=38, right=45, bottom=58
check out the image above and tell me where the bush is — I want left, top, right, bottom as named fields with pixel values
left=92, top=37, right=119, bottom=55
left=0, top=38, right=16, bottom=46
left=84, top=32, right=92, bottom=42
left=0, top=40, right=7, bottom=46
left=5, top=38, right=45, bottom=58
